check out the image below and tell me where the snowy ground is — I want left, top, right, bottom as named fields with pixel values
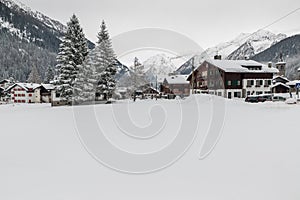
left=1, top=95, right=300, bottom=200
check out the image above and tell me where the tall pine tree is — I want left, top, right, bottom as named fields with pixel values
left=44, top=66, right=55, bottom=84
left=55, top=14, right=88, bottom=102
left=95, top=20, right=117, bottom=100
left=27, top=65, right=41, bottom=83
left=73, top=50, right=98, bottom=104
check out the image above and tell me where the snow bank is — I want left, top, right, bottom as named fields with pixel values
left=0, top=96, right=299, bottom=199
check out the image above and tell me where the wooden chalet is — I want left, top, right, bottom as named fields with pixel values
left=188, top=57, right=278, bottom=98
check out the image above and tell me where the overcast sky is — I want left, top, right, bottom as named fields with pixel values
left=19, top=0, right=300, bottom=50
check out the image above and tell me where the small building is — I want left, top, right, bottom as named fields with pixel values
left=188, top=58, right=278, bottom=98
left=0, top=87, right=4, bottom=100
left=286, top=80, right=300, bottom=93
left=271, top=82, right=290, bottom=93
left=161, top=75, right=190, bottom=97
left=41, top=84, right=56, bottom=103
left=271, top=76, right=290, bottom=93
left=143, top=87, right=159, bottom=98
left=275, top=61, right=286, bottom=77
left=0, top=79, right=12, bottom=89
left=6, top=83, right=48, bottom=103
left=272, top=76, right=290, bottom=84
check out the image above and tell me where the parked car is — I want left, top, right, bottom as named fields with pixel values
left=272, top=96, right=286, bottom=102
left=258, top=94, right=273, bottom=102
left=245, top=96, right=259, bottom=103
left=285, top=98, right=297, bottom=104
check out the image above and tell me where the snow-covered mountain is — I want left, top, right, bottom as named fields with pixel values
left=0, top=0, right=67, bottom=52
left=0, top=0, right=95, bottom=81
left=1, top=0, right=66, bottom=32
left=143, top=54, right=177, bottom=79
left=227, top=30, right=286, bottom=60
left=176, top=30, right=286, bottom=75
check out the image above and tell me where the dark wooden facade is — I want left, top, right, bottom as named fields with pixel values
left=188, top=61, right=274, bottom=91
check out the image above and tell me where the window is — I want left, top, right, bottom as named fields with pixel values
left=22, top=100, right=25, bottom=103
left=234, top=92, right=241, bottom=98
left=22, top=94, right=25, bottom=97
left=227, top=81, right=232, bottom=86
left=247, top=80, right=252, bottom=87
left=29, top=94, right=32, bottom=97
left=237, top=80, right=241, bottom=86
left=256, top=80, right=261, bottom=87
left=268, top=80, right=271, bottom=85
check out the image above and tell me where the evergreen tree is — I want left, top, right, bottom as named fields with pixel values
left=44, top=66, right=55, bottom=83
left=55, top=14, right=88, bottom=102
left=73, top=51, right=98, bottom=104
left=94, top=20, right=117, bottom=100
left=27, top=65, right=41, bottom=83
left=132, top=57, right=147, bottom=89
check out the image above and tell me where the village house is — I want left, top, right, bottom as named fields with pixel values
left=287, top=80, right=300, bottom=93
left=161, top=75, right=190, bottom=98
left=143, top=87, right=160, bottom=98
left=0, top=79, right=13, bottom=89
left=188, top=57, right=278, bottom=98
left=271, top=76, right=290, bottom=93
left=6, top=83, right=50, bottom=103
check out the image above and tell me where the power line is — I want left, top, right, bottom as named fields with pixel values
left=204, top=7, right=300, bottom=58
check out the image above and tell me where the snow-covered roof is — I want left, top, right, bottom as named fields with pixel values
left=157, top=75, right=167, bottom=83
left=165, top=75, right=189, bottom=84
left=286, top=80, right=300, bottom=86
left=144, top=87, right=160, bottom=93
left=273, top=75, right=290, bottom=82
left=0, top=87, right=4, bottom=91
left=276, top=61, right=286, bottom=65
left=207, top=59, right=278, bottom=73
left=41, top=84, right=55, bottom=90
left=0, top=79, right=9, bottom=84
left=6, top=83, right=42, bottom=91
left=271, top=82, right=290, bottom=89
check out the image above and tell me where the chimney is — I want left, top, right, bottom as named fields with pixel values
left=268, top=62, right=272, bottom=68
left=214, top=55, right=222, bottom=60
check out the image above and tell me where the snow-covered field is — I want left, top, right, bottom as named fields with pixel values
left=1, top=95, right=299, bottom=200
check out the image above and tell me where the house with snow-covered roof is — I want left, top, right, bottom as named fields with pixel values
left=271, top=76, right=291, bottom=94
left=0, top=87, right=4, bottom=101
left=161, top=75, right=190, bottom=97
left=0, top=79, right=14, bottom=89
left=188, top=57, right=279, bottom=98
left=6, top=83, right=49, bottom=103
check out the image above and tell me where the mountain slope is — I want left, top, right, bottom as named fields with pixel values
left=143, top=54, right=177, bottom=82
left=176, top=30, right=286, bottom=75
left=227, top=30, right=286, bottom=60
left=252, top=34, right=300, bottom=79
left=0, top=0, right=65, bottom=52
left=0, top=0, right=95, bottom=82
